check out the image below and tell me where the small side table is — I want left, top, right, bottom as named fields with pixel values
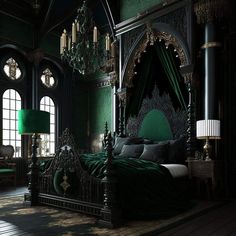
left=186, top=159, right=224, bottom=199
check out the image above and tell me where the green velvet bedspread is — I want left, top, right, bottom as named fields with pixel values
left=81, top=152, right=192, bottom=219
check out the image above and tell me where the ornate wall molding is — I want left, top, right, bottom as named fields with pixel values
left=158, top=7, right=187, bottom=43
left=89, top=72, right=118, bottom=89
left=124, top=26, right=188, bottom=88
left=194, top=0, right=227, bottom=24
left=123, top=25, right=146, bottom=62
left=126, top=85, right=187, bottom=139
left=116, top=88, right=127, bottom=106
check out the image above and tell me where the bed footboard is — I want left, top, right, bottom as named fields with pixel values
left=24, top=128, right=122, bottom=228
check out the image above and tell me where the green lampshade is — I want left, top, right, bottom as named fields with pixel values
left=18, top=109, right=50, bottom=135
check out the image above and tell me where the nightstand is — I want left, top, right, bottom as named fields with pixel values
left=186, top=159, right=224, bottom=199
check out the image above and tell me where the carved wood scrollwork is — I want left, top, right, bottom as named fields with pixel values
left=194, top=0, right=227, bottom=24
left=125, top=36, right=150, bottom=88
left=116, top=88, right=127, bottom=106
left=124, top=25, right=187, bottom=88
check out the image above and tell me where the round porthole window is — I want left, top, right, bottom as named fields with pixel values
left=40, top=68, right=56, bottom=88
left=3, top=57, right=22, bottom=80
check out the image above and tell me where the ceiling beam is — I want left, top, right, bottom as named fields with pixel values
left=39, top=0, right=56, bottom=39
left=100, top=0, right=116, bottom=40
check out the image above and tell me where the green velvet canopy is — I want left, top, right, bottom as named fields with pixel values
left=18, top=109, right=50, bottom=135
left=126, top=41, right=188, bottom=119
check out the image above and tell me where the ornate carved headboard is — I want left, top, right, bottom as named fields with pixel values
left=126, top=86, right=187, bottom=140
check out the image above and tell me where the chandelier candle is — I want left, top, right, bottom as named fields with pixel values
left=59, top=0, right=114, bottom=75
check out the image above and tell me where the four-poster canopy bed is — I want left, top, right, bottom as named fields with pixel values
left=24, top=23, right=195, bottom=228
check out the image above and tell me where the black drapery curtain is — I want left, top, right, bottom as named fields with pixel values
left=126, top=41, right=188, bottom=119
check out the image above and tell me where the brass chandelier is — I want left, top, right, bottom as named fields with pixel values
left=60, top=0, right=115, bottom=75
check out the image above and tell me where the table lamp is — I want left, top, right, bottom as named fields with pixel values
left=18, top=109, right=50, bottom=205
left=196, top=119, right=221, bottom=161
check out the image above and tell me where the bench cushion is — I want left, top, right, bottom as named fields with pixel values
left=0, top=168, right=15, bottom=174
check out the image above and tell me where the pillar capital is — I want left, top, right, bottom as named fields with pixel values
left=116, top=88, right=127, bottom=106
left=27, top=48, right=44, bottom=65
left=194, top=0, right=227, bottom=24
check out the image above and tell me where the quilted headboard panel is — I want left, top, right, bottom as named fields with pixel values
left=138, top=109, right=173, bottom=141
left=126, top=86, right=187, bottom=139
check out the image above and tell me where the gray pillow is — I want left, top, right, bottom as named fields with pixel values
left=113, top=137, right=131, bottom=155
left=113, top=137, right=143, bottom=155
left=139, top=143, right=169, bottom=164
left=119, top=144, right=144, bottom=158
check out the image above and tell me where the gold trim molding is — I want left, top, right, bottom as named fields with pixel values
left=124, top=26, right=187, bottom=88
left=194, top=0, right=226, bottom=24
left=116, top=88, right=127, bottom=106
left=201, top=41, right=221, bottom=49
left=183, top=72, right=193, bottom=84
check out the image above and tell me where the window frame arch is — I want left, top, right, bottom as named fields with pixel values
left=1, top=88, right=22, bottom=157
left=39, top=95, right=57, bottom=156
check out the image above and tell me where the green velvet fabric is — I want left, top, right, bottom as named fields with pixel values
left=154, top=43, right=187, bottom=111
left=18, top=109, right=50, bottom=134
left=126, top=52, right=154, bottom=118
left=0, top=169, right=15, bottom=173
left=126, top=42, right=187, bottom=118
left=81, top=152, right=191, bottom=218
left=138, top=109, right=173, bottom=141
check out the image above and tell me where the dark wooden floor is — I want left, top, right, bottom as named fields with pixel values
left=1, top=187, right=236, bottom=236
left=156, top=200, right=236, bottom=236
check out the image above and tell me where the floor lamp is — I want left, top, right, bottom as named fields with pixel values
left=196, top=119, right=221, bottom=161
left=18, top=109, right=50, bottom=205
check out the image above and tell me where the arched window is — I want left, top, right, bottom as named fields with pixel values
left=40, top=96, right=55, bottom=156
left=2, top=89, right=22, bottom=157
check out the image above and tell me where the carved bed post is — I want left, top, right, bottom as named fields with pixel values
left=28, top=133, right=39, bottom=206
left=100, top=132, right=121, bottom=228
left=103, top=121, right=108, bottom=147
left=116, top=88, right=127, bottom=137
left=181, top=65, right=195, bottom=159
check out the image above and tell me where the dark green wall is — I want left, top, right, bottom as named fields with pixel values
left=120, top=0, right=162, bottom=21
left=40, top=33, right=60, bottom=58
left=0, top=14, right=59, bottom=58
left=0, top=14, right=33, bottom=47
left=72, top=82, right=89, bottom=150
left=89, top=86, right=112, bottom=136
left=72, top=81, right=112, bottom=152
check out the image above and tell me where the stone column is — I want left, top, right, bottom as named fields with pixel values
left=181, top=65, right=195, bottom=159
left=27, top=49, right=44, bottom=109
left=194, top=0, right=225, bottom=119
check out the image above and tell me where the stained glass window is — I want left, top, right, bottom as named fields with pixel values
left=3, top=57, right=22, bottom=80
left=40, top=68, right=55, bottom=88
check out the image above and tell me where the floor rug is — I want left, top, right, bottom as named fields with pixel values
left=0, top=195, right=225, bottom=236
